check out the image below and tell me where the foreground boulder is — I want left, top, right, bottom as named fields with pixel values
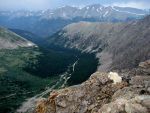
left=35, top=60, right=150, bottom=113
left=36, top=72, right=127, bottom=113
left=99, top=95, right=150, bottom=113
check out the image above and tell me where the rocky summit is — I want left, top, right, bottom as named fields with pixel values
left=35, top=59, right=150, bottom=113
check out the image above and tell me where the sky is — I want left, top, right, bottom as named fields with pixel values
left=0, top=0, right=150, bottom=11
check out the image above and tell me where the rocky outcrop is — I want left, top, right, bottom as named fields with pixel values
left=99, top=95, right=150, bottom=113
left=139, top=59, right=150, bottom=75
left=35, top=60, right=150, bottom=113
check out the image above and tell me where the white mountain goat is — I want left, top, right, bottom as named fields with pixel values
left=108, top=72, right=122, bottom=84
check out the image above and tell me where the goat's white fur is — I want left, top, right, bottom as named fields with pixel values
left=108, top=72, right=122, bottom=84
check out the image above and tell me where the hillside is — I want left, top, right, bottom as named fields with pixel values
left=9, top=29, right=47, bottom=46
left=0, top=30, right=98, bottom=113
left=48, top=15, right=150, bottom=71
left=0, top=27, right=36, bottom=49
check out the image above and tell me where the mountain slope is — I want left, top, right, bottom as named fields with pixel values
left=9, top=29, right=47, bottom=46
left=0, top=4, right=148, bottom=37
left=48, top=15, right=150, bottom=71
left=0, top=27, right=36, bottom=49
left=0, top=31, right=98, bottom=112
left=108, top=16, right=150, bottom=70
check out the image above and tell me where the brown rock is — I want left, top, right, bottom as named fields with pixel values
left=130, top=76, right=150, bottom=88
left=36, top=99, right=47, bottom=113
left=139, top=60, right=150, bottom=69
left=142, top=99, right=150, bottom=109
left=35, top=72, right=128, bottom=113
left=35, top=60, right=150, bottom=113
left=98, top=99, right=127, bottom=113
left=138, top=59, right=150, bottom=74
left=125, top=103, right=148, bottom=113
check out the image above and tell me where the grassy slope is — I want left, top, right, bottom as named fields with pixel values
left=0, top=48, right=58, bottom=113
left=0, top=46, right=98, bottom=113
left=0, top=26, right=99, bottom=113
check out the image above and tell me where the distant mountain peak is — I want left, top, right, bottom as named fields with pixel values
left=86, top=4, right=104, bottom=8
left=0, top=4, right=149, bottom=37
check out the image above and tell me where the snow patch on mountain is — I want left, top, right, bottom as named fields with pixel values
left=112, top=6, right=145, bottom=15
left=103, top=11, right=109, bottom=17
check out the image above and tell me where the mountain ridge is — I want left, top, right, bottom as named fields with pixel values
left=0, top=4, right=148, bottom=37
left=0, top=27, right=36, bottom=49
left=48, top=15, right=150, bottom=71
left=0, top=4, right=148, bottom=18
left=9, top=28, right=47, bottom=46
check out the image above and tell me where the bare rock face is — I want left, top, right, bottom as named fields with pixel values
left=99, top=95, right=150, bottom=113
left=98, top=60, right=150, bottom=113
left=35, top=60, right=150, bottom=113
left=139, top=60, right=150, bottom=69
left=139, top=59, right=150, bottom=75
left=35, top=72, right=128, bottom=113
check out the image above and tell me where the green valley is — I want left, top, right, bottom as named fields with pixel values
left=0, top=46, right=98, bottom=113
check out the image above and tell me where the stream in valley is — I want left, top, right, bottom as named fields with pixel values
left=0, top=47, right=98, bottom=113
left=16, top=59, right=79, bottom=113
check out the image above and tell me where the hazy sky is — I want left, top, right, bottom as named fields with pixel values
left=0, top=0, right=150, bottom=11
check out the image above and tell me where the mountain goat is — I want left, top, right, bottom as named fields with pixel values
left=108, top=72, right=122, bottom=84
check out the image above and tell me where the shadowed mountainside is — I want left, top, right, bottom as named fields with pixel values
left=9, top=29, right=47, bottom=46
left=48, top=15, right=150, bottom=71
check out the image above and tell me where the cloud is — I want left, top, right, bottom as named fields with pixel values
left=0, top=0, right=53, bottom=10
left=0, top=0, right=149, bottom=11
left=112, top=1, right=150, bottom=9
